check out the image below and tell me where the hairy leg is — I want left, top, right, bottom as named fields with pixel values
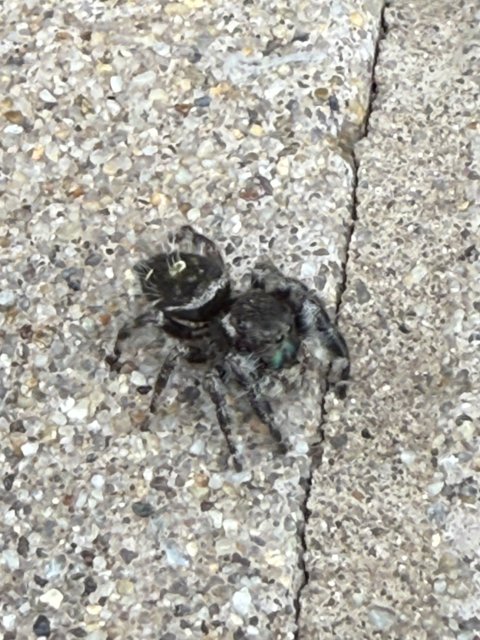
left=149, top=345, right=186, bottom=413
left=106, top=310, right=164, bottom=369
left=300, top=296, right=350, bottom=398
left=227, top=354, right=287, bottom=453
left=203, top=372, right=242, bottom=471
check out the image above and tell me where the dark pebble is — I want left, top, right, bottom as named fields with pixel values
left=33, top=614, right=51, bottom=637
left=69, top=628, right=87, bottom=638
left=10, top=419, right=26, bottom=433
left=174, top=603, right=190, bottom=616
left=328, top=94, right=340, bottom=112
left=330, top=433, right=348, bottom=449
left=3, top=473, right=15, bottom=491
left=132, top=501, right=154, bottom=517
left=34, top=574, right=49, bottom=587
left=231, top=552, right=250, bottom=567
left=83, top=576, right=97, bottom=596
left=61, top=267, right=84, bottom=291
left=194, top=96, right=210, bottom=107
left=136, top=385, right=152, bottom=395
left=178, top=385, right=200, bottom=403
left=19, top=323, right=33, bottom=340
left=17, top=535, right=29, bottom=557
left=187, top=50, right=201, bottom=63
left=85, top=253, right=102, bottom=266
left=120, top=548, right=138, bottom=564
left=81, top=549, right=95, bottom=566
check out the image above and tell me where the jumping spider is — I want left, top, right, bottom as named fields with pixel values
left=107, top=225, right=349, bottom=469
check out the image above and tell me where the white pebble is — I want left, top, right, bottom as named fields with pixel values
left=85, top=632, right=108, bottom=640
left=223, top=518, right=238, bottom=536
left=189, top=439, right=205, bottom=455
left=164, top=541, right=189, bottom=567
left=91, top=474, right=105, bottom=489
left=2, top=613, right=16, bottom=631
left=426, top=481, right=444, bottom=496
left=294, top=439, right=309, bottom=455
left=4, top=124, right=23, bottom=135
left=0, top=290, right=15, bottom=307
left=300, top=262, right=316, bottom=279
left=368, top=605, right=396, bottom=630
left=277, top=156, right=290, bottom=176
left=209, top=510, right=223, bottom=528
left=186, top=208, right=201, bottom=222
left=209, top=473, right=224, bottom=490
left=45, top=556, right=66, bottom=579
left=39, top=88, right=57, bottom=103
left=175, top=167, right=193, bottom=185
left=232, top=587, right=252, bottom=617
left=39, top=588, right=64, bottom=609
left=110, top=75, right=123, bottom=92
left=197, top=139, right=215, bottom=158
left=21, top=441, right=39, bottom=457
left=33, top=353, right=49, bottom=368
left=433, top=578, right=447, bottom=594
left=131, top=371, right=147, bottom=386
left=142, top=145, right=158, bottom=156
left=2, top=549, right=20, bottom=570
left=400, top=450, right=416, bottom=466
left=132, top=70, right=157, bottom=86
left=67, top=400, right=89, bottom=421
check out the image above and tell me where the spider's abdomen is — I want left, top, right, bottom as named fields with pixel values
left=134, top=252, right=230, bottom=321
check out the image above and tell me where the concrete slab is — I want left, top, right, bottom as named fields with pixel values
left=0, top=1, right=385, bottom=639
left=299, top=1, right=480, bottom=638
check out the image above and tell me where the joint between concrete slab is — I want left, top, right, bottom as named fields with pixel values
left=293, top=5, right=388, bottom=637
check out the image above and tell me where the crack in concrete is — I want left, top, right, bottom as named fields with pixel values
left=292, top=5, right=388, bottom=637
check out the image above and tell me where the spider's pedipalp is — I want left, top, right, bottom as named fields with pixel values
left=106, top=310, right=165, bottom=368
left=174, top=225, right=225, bottom=268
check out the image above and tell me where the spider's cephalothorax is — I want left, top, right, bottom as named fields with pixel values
left=107, top=225, right=350, bottom=470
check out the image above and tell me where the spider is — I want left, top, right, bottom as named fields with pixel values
left=107, top=225, right=349, bottom=470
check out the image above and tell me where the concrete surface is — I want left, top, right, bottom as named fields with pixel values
left=298, top=1, right=480, bottom=639
left=0, top=1, right=382, bottom=639
left=1, top=0, right=478, bottom=639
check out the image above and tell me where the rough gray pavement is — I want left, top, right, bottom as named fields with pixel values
left=299, top=1, right=480, bottom=639
left=1, top=1, right=478, bottom=640
left=1, top=2, right=383, bottom=639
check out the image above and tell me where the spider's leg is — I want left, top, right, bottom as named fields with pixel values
left=301, top=296, right=350, bottom=398
left=203, top=372, right=242, bottom=471
left=227, top=355, right=287, bottom=453
left=150, top=344, right=185, bottom=413
left=107, top=310, right=164, bottom=368
left=251, top=259, right=308, bottom=309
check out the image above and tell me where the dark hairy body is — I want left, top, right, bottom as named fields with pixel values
left=107, top=225, right=349, bottom=470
